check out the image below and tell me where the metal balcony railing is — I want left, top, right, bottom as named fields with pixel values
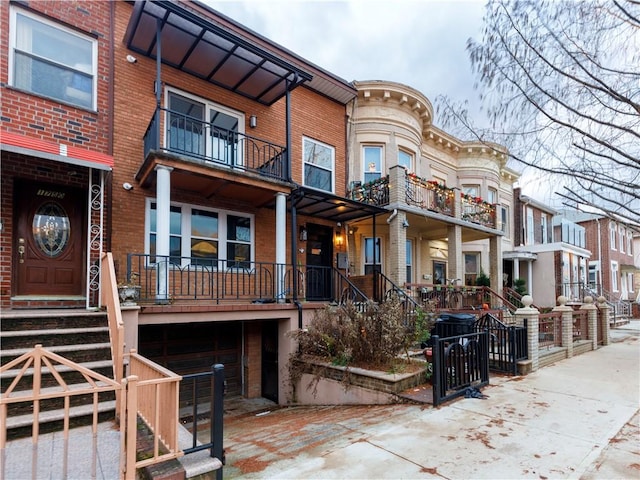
left=405, top=174, right=454, bottom=217
left=348, top=177, right=390, bottom=206
left=143, top=107, right=288, bottom=182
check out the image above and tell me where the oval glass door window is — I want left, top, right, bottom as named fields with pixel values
left=33, top=202, right=71, bottom=257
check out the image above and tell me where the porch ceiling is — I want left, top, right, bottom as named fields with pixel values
left=404, top=212, right=503, bottom=242
left=124, top=0, right=312, bottom=105
left=136, top=154, right=295, bottom=208
left=289, top=187, right=388, bottom=223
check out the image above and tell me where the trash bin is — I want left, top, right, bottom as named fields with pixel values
left=431, top=313, right=476, bottom=339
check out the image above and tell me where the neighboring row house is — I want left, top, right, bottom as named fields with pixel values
left=2, top=0, right=523, bottom=406
left=506, top=188, right=591, bottom=307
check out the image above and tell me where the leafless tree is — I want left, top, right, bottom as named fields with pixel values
left=439, top=0, right=640, bottom=224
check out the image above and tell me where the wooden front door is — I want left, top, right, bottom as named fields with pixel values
left=14, top=181, right=86, bottom=296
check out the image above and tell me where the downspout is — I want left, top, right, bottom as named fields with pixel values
left=372, top=213, right=377, bottom=301
left=285, top=76, right=303, bottom=329
left=155, top=18, right=162, bottom=145
left=596, top=218, right=602, bottom=295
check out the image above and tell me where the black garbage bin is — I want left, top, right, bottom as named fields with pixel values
left=431, top=313, right=476, bottom=339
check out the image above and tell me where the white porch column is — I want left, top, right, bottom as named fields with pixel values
left=275, top=192, right=287, bottom=301
left=155, top=165, right=173, bottom=303
left=513, top=258, right=520, bottom=284
left=447, top=225, right=463, bottom=282
left=527, top=261, right=534, bottom=297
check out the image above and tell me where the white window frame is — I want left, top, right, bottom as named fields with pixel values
left=610, top=223, right=617, bottom=250
left=526, top=207, right=535, bottom=246
left=611, top=260, right=619, bottom=292
left=398, top=149, right=413, bottom=173
left=406, top=239, right=413, bottom=284
left=9, top=6, right=97, bottom=110
left=364, top=237, right=382, bottom=274
left=627, top=231, right=633, bottom=256
left=363, top=145, right=383, bottom=184
left=462, top=185, right=480, bottom=197
left=303, top=136, right=335, bottom=193
left=487, top=187, right=498, bottom=205
left=619, top=226, right=625, bottom=253
left=541, top=213, right=548, bottom=244
left=145, top=198, right=254, bottom=269
left=164, top=87, right=245, bottom=166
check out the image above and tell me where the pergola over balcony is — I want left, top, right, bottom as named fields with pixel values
left=124, top=0, right=312, bottom=105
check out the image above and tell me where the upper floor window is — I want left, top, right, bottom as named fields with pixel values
left=541, top=213, right=548, bottom=244
left=398, top=150, right=413, bottom=173
left=487, top=187, right=498, bottom=204
left=303, top=137, right=334, bottom=193
left=526, top=207, right=535, bottom=245
left=500, top=205, right=510, bottom=238
left=462, top=185, right=480, bottom=197
left=619, top=226, right=625, bottom=253
left=166, top=89, right=243, bottom=166
left=363, top=146, right=382, bottom=183
left=10, top=7, right=96, bottom=110
left=610, top=223, right=617, bottom=250
left=627, top=231, right=633, bottom=256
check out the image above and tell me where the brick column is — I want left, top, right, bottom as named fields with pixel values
left=580, top=296, right=598, bottom=350
left=388, top=165, right=404, bottom=205
left=515, top=295, right=539, bottom=372
left=388, top=209, right=407, bottom=287
left=554, top=295, right=574, bottom=358
left=597, top=296, right=611, bottom=346
left=244, top=323, right=262, bottom=398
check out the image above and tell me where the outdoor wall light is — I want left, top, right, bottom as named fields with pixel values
left=249, top=115, right=257, bottom=128
left=334, top=230, right=344, bottom=248
left=122, top=182, right=134, bottom=191
left=126, top=54, right=137, bottom=64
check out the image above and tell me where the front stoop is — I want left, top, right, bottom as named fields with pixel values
left=140, top=459, right=185, bottom=480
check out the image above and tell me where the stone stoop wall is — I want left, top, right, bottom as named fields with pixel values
left=538, top=348, right=567, bottom=369
left=292, top=360, right=428, bottom=405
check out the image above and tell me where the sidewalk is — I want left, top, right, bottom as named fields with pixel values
left=222, top=322, right=640, bottom=479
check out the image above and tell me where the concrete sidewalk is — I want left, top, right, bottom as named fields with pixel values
left=222, top=322, right=640, bottom=479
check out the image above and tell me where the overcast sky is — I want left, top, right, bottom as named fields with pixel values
left=206, top=0, right=553, bottom=203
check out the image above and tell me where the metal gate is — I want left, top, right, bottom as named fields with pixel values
left=432, top=331, right=489, bottom=406
left=474, top=313, right=528, bottom=375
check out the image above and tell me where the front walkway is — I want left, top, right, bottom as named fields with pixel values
left=220, top=321, right=640, bottom=479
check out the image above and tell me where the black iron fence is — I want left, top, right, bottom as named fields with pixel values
left=143, top=107, right=288, bottom=182
left=126, top=254, right=366, bottom=304
left=180, top=364, right=225, bottom=480
left=474, top=313, right=528, bottom=375
left=432, top=331, right=489, bottom=406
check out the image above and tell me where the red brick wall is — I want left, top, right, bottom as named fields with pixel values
left=0, top=1, right=114, bottom=308
left=244, top=323, right=262, bottom=398
left=110, top=1, right=348, bottom=277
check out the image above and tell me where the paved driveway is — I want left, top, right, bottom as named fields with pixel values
left=221, top=324, right=640, bottom=479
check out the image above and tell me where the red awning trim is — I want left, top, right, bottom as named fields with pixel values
left=1, top=130, right=114, bottom=171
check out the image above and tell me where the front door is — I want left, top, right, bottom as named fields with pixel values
left=14, top=181, right=86, bottom=296
left=305, top=224, right=333, bottom=300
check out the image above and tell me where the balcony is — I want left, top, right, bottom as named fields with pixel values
left=347, top=170, right=498, bottom=230
left=143, top=107, right=288, bottom=183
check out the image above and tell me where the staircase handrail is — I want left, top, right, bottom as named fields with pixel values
left=101, top=253, right=125, bottom=408
left=333, top=268, right=370, bottom=304
left=375, top=271, right=421, bottom=311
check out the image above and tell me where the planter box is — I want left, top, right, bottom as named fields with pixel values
left=292, top=358, right=428, bottom=405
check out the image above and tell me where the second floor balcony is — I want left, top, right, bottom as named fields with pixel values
left=143, top=106, right=289, bottom=183
left=348, top=168, right=498, bottom=230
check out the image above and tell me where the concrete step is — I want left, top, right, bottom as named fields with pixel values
left=0, top=327, right=110, bottom=351
left=1, top=341, right=112, bottom=365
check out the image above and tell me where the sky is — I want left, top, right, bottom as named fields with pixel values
left=206, top=0, right=550, bottom=202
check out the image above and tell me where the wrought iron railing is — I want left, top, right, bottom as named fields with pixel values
left=475, top=313, right=528, bottom=375
left=405, top=173, right=454, bottom=216
left=348, top=177, right=389, bottom=206
left=538, top=312, right=562, bottom=349
left=126, top=254, right=367, bottom=305
left=460, top=193, right=497, bottom=229
left=143, top=107, right=288, bottom=182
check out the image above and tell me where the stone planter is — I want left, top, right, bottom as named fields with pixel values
left=118, top=285, right=141, bottom=305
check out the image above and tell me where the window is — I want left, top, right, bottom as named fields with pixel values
left=303, top=137, right=334, bottom=192
left=147, top=200, right=252, bottom=268
left=541, top=214, right=548, bottom=244
left=611, top=261, right=619, bottom=292
left=627, top=232, right=633, bottom=256
left=166, top=89, right=243, bottom=166
left=10, top=7, right=96, bottom=109
left=526, top=207, right=535, bottom=245
left=500, top=205, right=510, bottom=237
left=619, top=226, right=625, bottom=253
left=398, top=150, right=413, bottom=172
left=610, top=223, right=616, bottom=250
left=462, top=185, right=479, bottom=197
left=364, top=237, right=381, bottom=274
left=487, top=187, right=498, bottom=204
left=464, top=253, right=479, bottom=286
left=406, top=240, right=413, bottom=284
left=363, top=146, right=382, bottom=183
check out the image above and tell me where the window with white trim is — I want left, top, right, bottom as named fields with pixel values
left=487, top=187, right=498, bottom=204
left=541, top=213, right=548, bottom=244
left=303, top=137, right=334, bottom=193
left=398, top=150, right=413, bottom=173
left=166, top=89, right=244, bottom=166
left=10, top=6, right=97, bottom=110
left=464, top=253, right=480, bottom=286
left=619, top=226, right=625, bottom=253
left=406, top=239, right=413, bottom=284
left=526, top=207, right=535, bottom=246
left=462, top=185, right=479, bottom=197
left=610, top=223, right=616, bottom=250
left=611, top=260, right=619, bottom=292
left=627, top=231, right=633, bottom=256
left=363, top=145, right=382, bottom=184
left=147, top=200, right=253, bottom=269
